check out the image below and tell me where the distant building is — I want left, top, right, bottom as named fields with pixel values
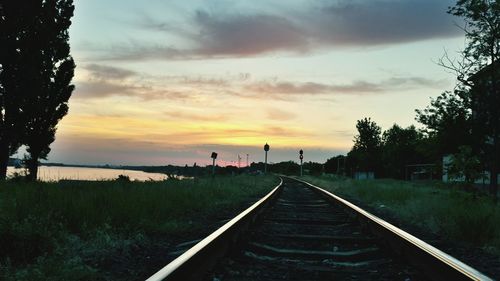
left=8, top=158, right=22, bottom=167
left=442, top=155, right=499, bottom=184
left=354, top=171, right=374, bottom=180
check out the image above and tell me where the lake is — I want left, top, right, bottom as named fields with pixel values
left=7, top=166, right=168, bottom=181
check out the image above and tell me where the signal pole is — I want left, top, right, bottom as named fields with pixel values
left=299, top=149, right=304, bottom=177
left=264, top=143, right=270, bottom=174
left=211, top=152, right=217, bottom=176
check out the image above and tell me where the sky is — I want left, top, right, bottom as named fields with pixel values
left=36, top=0, right=467, bottom=166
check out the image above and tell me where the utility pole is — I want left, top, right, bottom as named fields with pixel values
left=238, top=154, right=241, bottom=169
left=210, top=152, right=217, bottom=176
left=299, top=149, right=304, bottom=176
left=264, top=143, right=270, bottom=174
left=337, top=157, right=340, bottom=174
left=246, top=154, right=249, bottom=167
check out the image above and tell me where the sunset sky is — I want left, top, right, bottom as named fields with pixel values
left=36, top=0, right=466, bottom=166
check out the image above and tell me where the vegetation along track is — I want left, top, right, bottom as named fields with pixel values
left=147, top=177, right=492, bottom=281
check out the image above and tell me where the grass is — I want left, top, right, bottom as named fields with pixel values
left=0, top=174, right=279, bottom=281
left=300, top=175, right=500, bottom=254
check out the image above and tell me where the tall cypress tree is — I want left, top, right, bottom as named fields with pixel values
left=0, top=0, right=75, bottom=181
left=22, top=0, right=75, bottom=181
left=0, top=1, right=31, bottom=180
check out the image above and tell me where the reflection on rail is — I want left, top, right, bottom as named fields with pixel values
left=147, top=177, right=492, bottom=281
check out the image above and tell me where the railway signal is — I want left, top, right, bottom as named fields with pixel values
left=211, top=152, right=217, bottom=176
left=264, top=143, right=270, bottom=174
left=299, top=149, right=304, bottom=176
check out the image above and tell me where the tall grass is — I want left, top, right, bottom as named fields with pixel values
left=0, top=175, right=278, bottom=280
left=301, top=175, right=500, bottom=253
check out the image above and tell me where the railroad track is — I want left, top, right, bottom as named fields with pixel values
left=147, top=177, right=492, bottom=281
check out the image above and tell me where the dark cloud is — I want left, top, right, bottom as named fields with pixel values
left=192, top=11, right=309, bottom=56
left=309, top=0, right=461, bottom=46
left=101, top=0, right=460, bottom=60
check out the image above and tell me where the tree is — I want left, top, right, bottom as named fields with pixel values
left=303, top=161, right=323, bottom=175
left=0, top=0, right=75, bottom=181
left=440, top=0, right=500, bottom=198
left=415, top=91, right=473, bottom=156
left=447, top=145, right=486, bottom=196
left=0, top=1, right=31, bottom=179
left=324, top=155, right=345, bottom=174
left=381, top=124, right=424, bottom=179
left=348, top=118, right=382, bottom=174
left=24, top=0, right=75, bottom=181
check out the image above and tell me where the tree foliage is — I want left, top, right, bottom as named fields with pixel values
left=0, top=1, right=29, bottom=179
left=381, top=124, right=424, bottom=179
left=447, top=145, right=485, bottom=190
left=444, top=0, right=500, bottom=197
left=0, top=0, right=75, bottom=181
left=348, top=118, right=382, bottom=173
left=439, top=0, right=499, bottom=84
left=415, top=91, right=472, bottom=155
left=324, top=155, right=345, bottom=174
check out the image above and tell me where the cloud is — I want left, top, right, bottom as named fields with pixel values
left=74, top=80, right=143, bottom=99
left=84, top=64, right=137, bottom=79
left=191, top=11, right=309, bottom=57
left=73, top=70, right=447, bottom=101
left=308, top=0, right=461, bottom=47
left=74, top=64, right=202, bottom=101
left=100, top=0, right=460, bottom=60
left=73, top=79, right=192, bottom=101
left=243, top=76, right=447, bottom=98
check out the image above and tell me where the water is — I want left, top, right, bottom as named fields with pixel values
left=7, top=166, right=168, bottom=182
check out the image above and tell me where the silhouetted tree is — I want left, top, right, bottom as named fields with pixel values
left=324, top=155, right=345, bottom=174
left=270, top=161, right=300, bottom=175
left=348, top=118, right=382, bottom=175
left=447, top=145, right=485, bottom=193
left=416, top=91, right=473, bottom=157
left=303, top=161, right=323, bottom=175
left=0, top=1, right=30, bottom=180
left=14, top=0, right=75, bottom=181
left=381, top=124, right=424, bottom=179
left=438, top=0, right=499, bottom=198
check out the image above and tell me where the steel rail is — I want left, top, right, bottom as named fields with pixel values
left=294, top=177, right=492, bottom=281
left=146, top=177, right=283, bottom=281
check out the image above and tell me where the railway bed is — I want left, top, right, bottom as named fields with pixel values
left=208, top=179, right=424, bottom=280
left=147, top=177, right=492, bottom=281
